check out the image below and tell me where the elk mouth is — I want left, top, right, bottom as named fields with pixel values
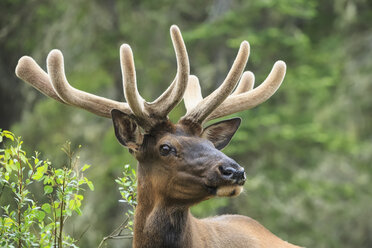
left=204, top=184, right=243, bottom=197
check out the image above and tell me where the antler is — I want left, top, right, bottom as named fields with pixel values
left=182, top=44, right=286, bottom=123
left=181, top=41, right=250, bottom=124
left=15, top=25, right=189, bottom=131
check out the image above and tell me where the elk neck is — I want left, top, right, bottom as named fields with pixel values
left=133, top=162, right=194, bottom=248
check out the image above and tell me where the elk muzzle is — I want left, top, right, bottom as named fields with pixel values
left=216, top=161, right=246, bottom=197
left=205, top=158, right=246, bottom=198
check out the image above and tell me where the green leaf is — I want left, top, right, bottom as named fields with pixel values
left=35, top=210, right=45, bottom=221
left=87, top=181, right=94, bottom=191
left=75, top=207, right=82, bottom=215
left=42, top=203, right=51, bottom=214
left=32, top=163, right=48, bottom=180
left=2, top=131, right=14, bottom=141
left=76, top=194, right=84, bottom=201
left=81, top=164, right=91, bottom=172
left=44, top=185, right=53, bottom=194
left=84, top=178, right=94, bottom=191
left=9, top=160, right=17, bottom=171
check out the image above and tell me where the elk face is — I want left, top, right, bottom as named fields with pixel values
left=111, top=109, right=246, bottom=205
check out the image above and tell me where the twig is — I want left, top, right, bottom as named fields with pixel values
left=58, top=168, right=67, bottom=248
left=97, top=217, right=133, bottom=248
left=16, top=146, right=23, bottom=248
left=76, top=224, right=91, bottom=244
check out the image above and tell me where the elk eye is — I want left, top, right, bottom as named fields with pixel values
left=159, top=144, right=172, bottom=156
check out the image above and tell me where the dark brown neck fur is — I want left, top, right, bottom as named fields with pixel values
left=133, top=164, right=193, bottom=248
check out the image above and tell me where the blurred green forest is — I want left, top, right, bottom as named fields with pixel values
left=1, top=0, right=371, bottom=247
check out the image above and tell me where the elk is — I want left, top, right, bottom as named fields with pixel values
left=15, top=25, right=301, bottom=248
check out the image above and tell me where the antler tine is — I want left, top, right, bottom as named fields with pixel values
left=231, top=71, right=255, bottom=95
left=181, top=41, right=250, bottom=124
left=184, top=75, right=203, bottom=114
left=120, top=44, right=147, bottom=120
left=46, top=49, right=131, bottom=118
left=15, top=56, right=66, bottom=104
left=206, top=61, right=286, bottom=121
left=148, top=25, right=190, bottom=117
left=119, top=25, right=189, bottom=129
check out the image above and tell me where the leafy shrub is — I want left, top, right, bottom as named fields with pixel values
left=98, top=164, right=137, bottom=247
left=0, top=130, right=94, bottom=248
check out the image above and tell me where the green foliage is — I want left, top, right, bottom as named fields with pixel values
left=0, top=131, right=94, bottom=248
left=98, top=164, right=137, bottom=247
left=116, top=164, right=137, bottom=234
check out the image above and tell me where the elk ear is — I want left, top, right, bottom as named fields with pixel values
left=201, top=118, right=241, bottom=150
left=111, top=109, right=143, bottom=151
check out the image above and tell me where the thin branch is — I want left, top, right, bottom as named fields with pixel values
left=58, top=168, right=67, bottom=248
left=97, top=217, right=132, bottom=248
left=16, top=145, right=23, bottom=248
left=76, top=224, right=91, bottom=244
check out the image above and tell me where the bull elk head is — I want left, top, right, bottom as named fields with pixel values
left=15, top=25, right=301, bottom=248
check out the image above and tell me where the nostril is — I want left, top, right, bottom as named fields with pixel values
left=219, top=166, right=236, bottom=177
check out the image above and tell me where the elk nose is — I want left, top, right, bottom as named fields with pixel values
left=218, top=165, right=246, bottom=185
